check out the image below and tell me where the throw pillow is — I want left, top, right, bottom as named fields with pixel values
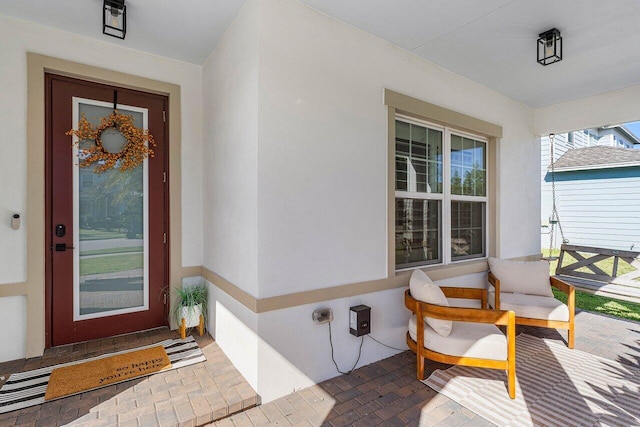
left=409, top=269, right=452, bottom=337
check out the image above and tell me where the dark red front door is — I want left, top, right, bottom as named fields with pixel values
left=46, top=74, right=169, bottom=346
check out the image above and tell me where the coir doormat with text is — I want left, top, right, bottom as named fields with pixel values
left=0, top=336, right=205, bottom=414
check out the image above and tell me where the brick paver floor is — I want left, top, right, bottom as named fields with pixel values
left=213, top=309, right=640, bottom=426
left=0, top=308, right=638, bottom=426
left=0, top=328, right=259, bottom=427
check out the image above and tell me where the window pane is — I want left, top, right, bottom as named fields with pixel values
left=460, top=201, right=471, bottom=228
left=395, top=156, right=408, bottom=191
left=474, top=141, right=486, bottom=170
left=462, top=167, right=474, bottom=196
left=451, top=135, right=463, bottom=166
left=396, top=198, right=441, bottom=268
left=396, top=121, right=410, bottom=155
left=471, top=202, right=484, bottom=228
left=428, top=129, right=442, bottom=161
left=395, top=120, right=442, bottom=194
left=428, top=161, right=441, bottom=193
left=77, top=103, right=146, bottom=317
left=462, top=138, right=474, bottom=166
left=411, top=159, right=427, bottom=192
left=474, top=171, right=486, bottom=197
left=411, top=125, right=427, bottom=159
left=451, top=166, right=463, bottom=195
left=473, top=140, right=486, bottom=196
left=451, top=201, right=485, bottom=260
left=428, top=129, right=443, bottom=193
left=451, top=135, right=486, bottom=197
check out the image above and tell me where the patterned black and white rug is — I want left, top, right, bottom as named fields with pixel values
left=0, top=336, right=205, bottom=414
left=424, top=334, right=640, bottom=427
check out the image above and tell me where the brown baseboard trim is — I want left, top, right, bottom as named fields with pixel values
left=201, top=267, right=258, bottom=312
left=202, top=256, right=549, bottom=314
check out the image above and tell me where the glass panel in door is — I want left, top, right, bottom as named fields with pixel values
left=73, top=99, right=149, bottom=320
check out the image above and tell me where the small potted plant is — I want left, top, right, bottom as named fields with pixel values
left=174, top=283, right=207, bottom=339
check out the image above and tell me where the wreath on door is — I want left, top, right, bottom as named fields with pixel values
left=66, top=111, right=156, bottom=173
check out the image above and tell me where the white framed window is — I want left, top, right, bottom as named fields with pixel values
left=395, top=115, right=488, bottom=270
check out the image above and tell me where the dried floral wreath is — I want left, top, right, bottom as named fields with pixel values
left=66, top=111, right=156, bottom=173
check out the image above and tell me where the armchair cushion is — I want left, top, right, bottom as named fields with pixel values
left=488, top=257, right=553, bottom=297
left=409, top=269, right=452, bottom=337
left=408, top=315, right=506, bottom=361
left=489, top=292, right=569, bottom=322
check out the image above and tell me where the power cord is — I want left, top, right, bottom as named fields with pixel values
left=328, top=321, right=363, bottom=375
left=367, top=335, right=406, bottom=352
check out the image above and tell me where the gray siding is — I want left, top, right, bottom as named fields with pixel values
left=542, top=168, right=640, bottom=251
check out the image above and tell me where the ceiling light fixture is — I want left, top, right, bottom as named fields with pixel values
left=537, top=28, right=562, bottom=66
left=103, top=0, right=126, bottom=40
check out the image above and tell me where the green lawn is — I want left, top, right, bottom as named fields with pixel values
left=552, top=288, right=640, bottom=322
left=80, top=253, right=143, bottom=276
left=80, top=246, right=143, bottom=256
left=79, top=229, right=126, bottom=241
left=544, top=249, right=640, bottom=322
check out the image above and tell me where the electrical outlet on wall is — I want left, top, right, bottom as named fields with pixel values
left=312, top=308, right=333, bottom=324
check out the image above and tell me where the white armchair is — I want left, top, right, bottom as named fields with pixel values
left=488, top=257, right=575, bottom=348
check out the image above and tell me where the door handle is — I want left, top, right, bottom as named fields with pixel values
left=54, top=243, right=75, bottom=251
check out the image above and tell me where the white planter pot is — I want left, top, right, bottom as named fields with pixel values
left=179, top=303, right=203, bottom=328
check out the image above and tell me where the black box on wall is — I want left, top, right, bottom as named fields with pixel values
left=349, top=305, right=371, bottom=337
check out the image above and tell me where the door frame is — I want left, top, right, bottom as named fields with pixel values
left=45, top=74, right=170, bottom=346
left=21, top=54, right=195, bottom=355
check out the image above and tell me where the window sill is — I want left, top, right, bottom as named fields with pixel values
left=395, top=258, right=489, bottom=282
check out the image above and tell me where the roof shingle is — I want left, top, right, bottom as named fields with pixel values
left=551, top=145, right=640, bottom=171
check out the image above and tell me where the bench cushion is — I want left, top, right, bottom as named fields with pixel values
left=489, top=292, right=570, bottom=322
left=489, top=258, right=553, bottom=297
left=409, top=269, right=452, bottom=337
left=409, top=315, right=507, bottom=361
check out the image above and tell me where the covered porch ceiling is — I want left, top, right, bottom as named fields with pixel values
left=1, top=0, right=640, bottom=108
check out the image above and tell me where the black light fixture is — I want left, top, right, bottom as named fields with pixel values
left=537, top=28, right=562, bottom=66
left=103, top=0, right=126, bottom=40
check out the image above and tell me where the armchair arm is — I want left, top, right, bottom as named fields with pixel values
left=417, top=301, right=514, bottom=327
left=404, top=288, right=487, bottom=312
left=405, top=290, right=512, bottom=326
left=550, top=276, right=573, bottom=294
left=440, top=286, right=487, bottom=310
left=551, top=276, right=575, bottom=324
left=487, top=272, right=501, bottom=309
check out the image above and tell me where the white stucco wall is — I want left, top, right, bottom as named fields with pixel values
left=202, top=0, right=539, bottom=402
left=0, top=14, right=203, bottom=361
left=257, top=0, right=538, bottom=298
left=202, top=0, right=260, bottom=297
left=0, top=297, right=27, bottom=362
left=256, top=287, right=409, bottom=402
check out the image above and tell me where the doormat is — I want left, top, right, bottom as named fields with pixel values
left=0, top=336, right=205, bottom=414
left=424, top=334, right=640, bottom=426
left=44, top=345, right=170, bottom=401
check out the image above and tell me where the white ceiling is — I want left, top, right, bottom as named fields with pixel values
left=0, top=0, right=245, bottom=64
left=2, top=0, right=640, bottom=107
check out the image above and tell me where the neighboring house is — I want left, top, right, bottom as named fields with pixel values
left=3, top=0, right=640, bottom=404
left=541, top=127, right=640, bottom=250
